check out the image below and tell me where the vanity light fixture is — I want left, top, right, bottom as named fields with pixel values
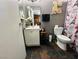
left=27, top=0, right=40, bottom=2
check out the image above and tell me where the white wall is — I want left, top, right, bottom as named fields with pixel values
left=0, top=0, right=26, bottom=59
left=20, top=0, right=67, bottom=14
left=25, top=0, right=53, bottom=14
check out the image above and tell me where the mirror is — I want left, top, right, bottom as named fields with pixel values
left=18, top=1, right=33, bottom=27
left=27, top=0, right=40, bottom=2
left=18, top=0, right=41, bottom=28
left=31, top=6, right=41, bottom=25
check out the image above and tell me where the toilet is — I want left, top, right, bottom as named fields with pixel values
left=54, top=25, right=71, bottom=51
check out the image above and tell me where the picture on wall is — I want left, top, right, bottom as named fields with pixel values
left=52, top=0, right=63, bottom=14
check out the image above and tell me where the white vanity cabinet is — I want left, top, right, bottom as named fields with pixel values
left=24, top=26, right=40, bottom=46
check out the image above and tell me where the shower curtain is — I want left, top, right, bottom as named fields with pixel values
left=64, top=0, right=78, bottom=51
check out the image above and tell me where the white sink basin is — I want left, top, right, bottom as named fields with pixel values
left=25, top=25, right=41, bottom=30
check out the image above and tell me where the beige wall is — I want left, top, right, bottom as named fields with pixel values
left=24, top=0, right=53, bottom=14
left=20, top=0, right=67, bottom=34
left=41, top=2, right=67, bottom=34
left=41, top=13, right=65, bottom=34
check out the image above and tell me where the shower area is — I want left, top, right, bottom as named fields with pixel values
left=64, top=0, right=78, bottom=52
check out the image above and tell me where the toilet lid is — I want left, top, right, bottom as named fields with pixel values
left=57, top=35, right=71, bottom=41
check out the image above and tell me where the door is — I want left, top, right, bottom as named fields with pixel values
left=0, top=0, right=26, bottom=59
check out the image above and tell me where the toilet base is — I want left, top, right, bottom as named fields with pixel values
left=56, top=41, right=66, bottom=51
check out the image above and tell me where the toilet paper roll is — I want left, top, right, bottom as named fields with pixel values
left=49, top=35, right=52, bottom=42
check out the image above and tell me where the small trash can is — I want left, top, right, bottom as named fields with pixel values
left=49, top=35, right=52, bottom=42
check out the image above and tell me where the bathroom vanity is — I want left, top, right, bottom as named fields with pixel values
left=19, top=5, right=41, bottom=46
left=24, top=26, right=40, bottom=46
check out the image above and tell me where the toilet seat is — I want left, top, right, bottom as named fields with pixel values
left=57, top=35, right=71, bottom=43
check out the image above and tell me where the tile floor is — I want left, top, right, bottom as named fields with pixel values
left=25, top=43, right=78, bottom=59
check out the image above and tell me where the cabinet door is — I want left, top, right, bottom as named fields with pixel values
left=24, top=29, right=40, bottom=46
left=30, top=30, right=40, bottom=46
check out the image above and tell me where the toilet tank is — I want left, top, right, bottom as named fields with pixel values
left=54, top=27, right=63, bottom=35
